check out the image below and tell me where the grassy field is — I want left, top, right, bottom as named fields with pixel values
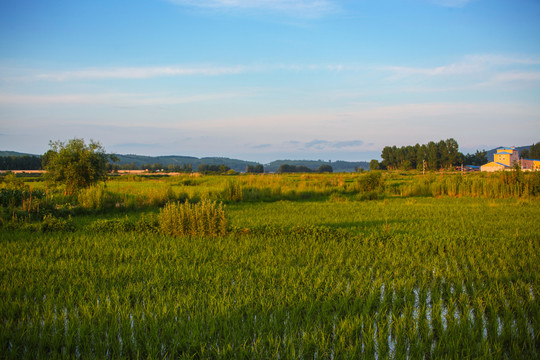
left=1, top=172, right=539, bottom=359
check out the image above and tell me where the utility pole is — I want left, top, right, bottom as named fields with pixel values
left=423, top=159, right=426, bottom=175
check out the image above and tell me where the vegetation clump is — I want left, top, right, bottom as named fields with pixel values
left=158, top=199, right=227, bottom=236
left=43, top=138, right=116, bottom=195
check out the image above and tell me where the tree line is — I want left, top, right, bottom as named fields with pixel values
left=0, top=155, right=42, bottom=170
left=377, top=138, right=488, bottom=171
left=520, top=143, right=540, bottom=159
left=277, top=164, right=333, bottom=173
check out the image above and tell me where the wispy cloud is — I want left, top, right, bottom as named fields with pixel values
left=0, top=92, right=246, bottom=106
left=6, top=63, right=355, bottom=82
left=166, top=0, right=337, bottom=17
left=382, top=62, right=481, bottom=78
left=251, top=144, right=272, bottom=149
left=305, top=139, right=363, bottom=150
left=480, top=71, right=540, bottom=88
left=34, top=65, right=248, bottom=81
left=381, top=54, right=540, bottom=86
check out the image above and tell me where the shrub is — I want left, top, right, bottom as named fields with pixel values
left=158, top=200, right=227, bottom=237
left=357, top=172, right=384, bottom=193
left=40, top=214, right=74, bottom=232
left=358, top=191, right=380, bottom=201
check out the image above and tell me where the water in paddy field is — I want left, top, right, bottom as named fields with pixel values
left=3, top=279, right=537, bottom=359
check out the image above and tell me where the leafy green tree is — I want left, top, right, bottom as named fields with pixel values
left=358, top=171, right=384, bottom=192
left=0, top=155, right=42, bottom=170
left=463, top=150, right=487, bottom=166
left=402, top=160, right=412, bottom=171
left=277, top=164, right=313, bottom=173
left=317, top=164, right=333, bottom=173
left=246, top=164, right=264, bottom=173
left=427, top=141, right=439, bottom=170
left=445, top=138, right=460, bottom=168
left=198, top=164, right=230, bottom=174
left=43, top=138, right=115, bottom=194
left=369, top=160, right=380, bottom=170
left=521, top=142, right=540, bottom=159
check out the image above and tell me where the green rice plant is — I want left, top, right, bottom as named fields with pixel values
left=87, top=216, right=135, bottom=233
left=77, top=184, right=117, bottom=210
left=144, top=184, right=176, bottom=207
left=158, top=199, right=227, bottom=236
left=222, top=180, right=243, bottom=202
left=40, top=214, right=74, bottom=232
left=0, top=184, right=538, bottom=358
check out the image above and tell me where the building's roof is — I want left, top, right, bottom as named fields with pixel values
left=497, top=151, right=512, bottom=155
left=482, top=162, right=510, bottom=168
left=522, top=158, right=540, bottom=162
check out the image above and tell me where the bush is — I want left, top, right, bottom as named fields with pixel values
left=357, top=172, right=384, bottom=193
left=358, top=191, right=380, bottom=201
left=158, top=200, right=227, bottom=237
left=40, top=214, right=74, bottom=232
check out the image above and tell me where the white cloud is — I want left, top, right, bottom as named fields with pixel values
left=382, top=62, right=482, bottom=78
left=304, top=139, right=363, bottom=149
left=381, top=54, right=540, bottom=87
left=166, top=0, right=337, bottom=17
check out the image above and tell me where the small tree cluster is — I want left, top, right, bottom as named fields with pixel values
left=43, top=138, right=116, bottom=194
left=197, top=164, right=230, bottom=174
left=381, top=138, right=462, bottom=171
left=520, top=142, right=540, bottom=159
left=462, top=150, right=488, bottom=166
left=0, top=155, right=42, bottom=170
left=245, top=164, right=264, bottom=173
left=277, top=164, right=333, bottom=173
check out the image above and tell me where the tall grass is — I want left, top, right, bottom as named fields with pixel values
left=158, top=199, right=227, bottom=236
left=77, top=184, right=116, bottom=210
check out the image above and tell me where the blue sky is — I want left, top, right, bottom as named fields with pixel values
left=1, top=0, right=539, bottom=163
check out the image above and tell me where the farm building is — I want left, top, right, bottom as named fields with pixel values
left=481, top=146, right=539, bottom=172
left=520, top=158, right=540, bottom=171
left=480, top=162, right=511, bottom=172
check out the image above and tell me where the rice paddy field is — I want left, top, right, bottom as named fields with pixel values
left=1, top=172, right=539, bottom=359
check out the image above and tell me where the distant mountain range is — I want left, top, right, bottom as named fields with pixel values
left=0, top=150, right=370, bottom=172
left=2, top=144, right=536, bottom=172
left=112, top=154, right=370, bottom=172
left=0, top=151, right=37, bottom=157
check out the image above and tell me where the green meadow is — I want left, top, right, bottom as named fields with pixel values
left=1, top=171, right=539, bottom=359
